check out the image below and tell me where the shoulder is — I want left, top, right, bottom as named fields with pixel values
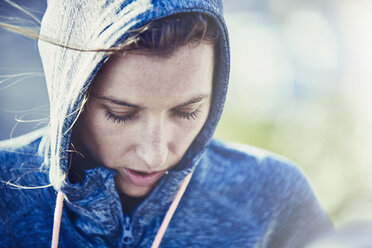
left=199, top=139, right=306, bottom=193
left=206, top=138, right=296, bottom=167
left=0, top=128, right=46, bottom=153
left=0, top=127, right=48, bottom=181
left=188, top=139, right=332, bottom=247
left=194, top=139, right=322, bottom=218
left=0, top=128, right=46, bottom=169
left=0, top=128, right=52, bottom=222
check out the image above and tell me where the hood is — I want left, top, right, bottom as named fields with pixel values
left=38, top=0, right=230, bottom=192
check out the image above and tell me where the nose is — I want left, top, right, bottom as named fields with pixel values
left=135, top=119, right=168, bottom=170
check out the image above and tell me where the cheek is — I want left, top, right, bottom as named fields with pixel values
left=79, top=109, right=132, bottom=159
left=86, top=108, right=126, bottom=138
left=170, top=106, right=210, bottom=153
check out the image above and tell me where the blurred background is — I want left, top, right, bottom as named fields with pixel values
left=1, top=0, right=371, bottom=227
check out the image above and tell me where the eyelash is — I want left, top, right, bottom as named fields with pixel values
left=105, top=111, right=137, bottom=124
left=105, top=109, right=201, bottom=124
left=172, top=109, right=201, bottom=120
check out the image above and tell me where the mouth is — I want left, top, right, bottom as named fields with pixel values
left=122, top=168, right=166, bottom=187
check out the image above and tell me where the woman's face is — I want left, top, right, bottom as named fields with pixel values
left=74, top=43, right=214, bottom=197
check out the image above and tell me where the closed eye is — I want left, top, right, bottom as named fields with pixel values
left=172, top=109, right=201, bottom=120
left=105, top=111, right=137, bottom=124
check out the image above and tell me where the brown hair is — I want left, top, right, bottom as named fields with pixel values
left=117, top=12, right=219, bottom=56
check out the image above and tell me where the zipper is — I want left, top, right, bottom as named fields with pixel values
left=122, top=215, right=134, bottom=246
left=120, top=172, right=172, bottom=247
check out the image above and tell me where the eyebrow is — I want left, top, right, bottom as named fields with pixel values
left=94, top=94, right=140, bottom=108
left=176, top=95, right=209, bottom=107
left=93, top=94, right=209, bottom=108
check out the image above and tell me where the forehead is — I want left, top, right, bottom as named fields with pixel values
left=91, top=43, right=214, bottom=107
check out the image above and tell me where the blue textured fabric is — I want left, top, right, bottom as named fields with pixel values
left=0, top=132, right=332, bottom=247
left=0, top=0, right=332, bottom=247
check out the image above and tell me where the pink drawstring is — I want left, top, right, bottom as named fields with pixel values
left=151, top=172, right=193, bottom=248
left=51, top=191, right=65, bottom=248
left=50, top=172, right=193, bottom=248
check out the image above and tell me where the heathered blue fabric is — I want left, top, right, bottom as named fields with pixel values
left=0, top=0, right=332, bottom=247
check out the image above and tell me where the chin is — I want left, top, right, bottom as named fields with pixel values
left=122, top=184, right=153, bottom=197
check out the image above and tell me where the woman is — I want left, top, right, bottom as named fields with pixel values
left=0, top=0, right=332, bottom=247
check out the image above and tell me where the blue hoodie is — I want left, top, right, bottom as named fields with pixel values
left=0, top=0, right=332, bottom=247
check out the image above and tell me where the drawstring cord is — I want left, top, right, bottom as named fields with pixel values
left=50, top=172, right=193, bottom=248
left=51, top=191, right=65, bottom=248
left=151, top=172, right=193, bottom=248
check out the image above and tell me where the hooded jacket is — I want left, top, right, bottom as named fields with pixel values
left=0, top=0, right=332, bottom=247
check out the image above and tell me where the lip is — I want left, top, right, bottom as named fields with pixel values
left=122, top=168, right=166, bottom=187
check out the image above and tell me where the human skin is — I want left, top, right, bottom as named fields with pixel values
left=73, top=43, right=214, bottom=197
